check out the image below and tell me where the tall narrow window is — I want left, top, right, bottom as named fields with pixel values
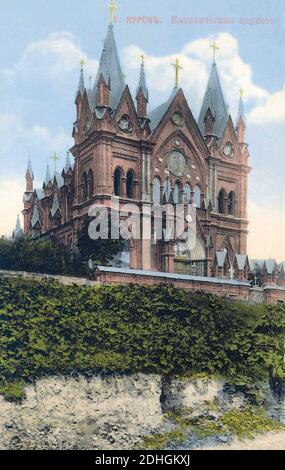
left=173, top=182, right=181, bottom=204
left=114, top=168, right=123, bottom=196
left=218, top=189, right=226, bottom=214
left=184, top=183, right=191, bottom=205
left=153, top=177, right=161, bottom=204
left=228, top=191, right=236, bottom=215
left=88, top=169, right=94, bottom=198
left=163, top=178, right=172, bottom=203
left=82, top=172, right=88, bottom=201
left=126, top=170, right=135, bottom=199
left=194, top=185, right=201, bottom=208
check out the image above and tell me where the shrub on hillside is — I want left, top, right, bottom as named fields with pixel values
left=0, top=277, right=285, bottom=401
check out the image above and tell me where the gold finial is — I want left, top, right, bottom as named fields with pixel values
left=171, top=58, right=183, bottom=88
left=239, top=88, right=244, bottom=98
left=210, top=41, right=219, bottom=63
left=108, top=0, right=118, bottom=25
left=140, top=54, right=145, bottom=66
left=51, top=152, right=60, bottom=172
left=80, top=58, right=85, bottom=70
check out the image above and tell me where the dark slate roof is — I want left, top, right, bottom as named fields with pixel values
left=93, top=24, right=125, bottom=110
left=96, top=266, right=250, bottom=287
left=53, top=172, right=64, bottom=188
left=136, top=63, right=148, bottom=100
left=215, top=250, right=228, bottom=268
left=263, top=259, right=277, bottom=274
left=235, top=254, right=248, bottom=270
left=148, top=87, right=180, bottom=132
left=35, top=188, right=45, bottom=200
left=198, top=63, right=229, bottom=138
left=51, top=193, right=60, bottom=218
left=31, top=205, right=41, bottom=228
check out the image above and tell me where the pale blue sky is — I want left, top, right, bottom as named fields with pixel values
left=0, top=0, right=284, bottom=258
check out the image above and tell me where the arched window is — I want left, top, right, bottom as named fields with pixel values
left=88, top=169, right=94, bottom=198
left=218, top=189, right=226, bottom=214
left=153, top=177, right=161, bottom=204
left=173, top=182, right=181, bottom=204
left=82, top=172, right=88, bottom=201
left=126, top=170, right=135, bottom=199
left=163, top=178, right=172, bottom=203
left=228, top=191, right=236, bottom=215
left=184, top=183, right=191, bottom=205
left=114, top=168, right=123, bottom=196
left=194, top=185, right=201, bottom=208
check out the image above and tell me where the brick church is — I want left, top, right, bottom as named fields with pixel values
left=22, top=15, right=253, bottom=283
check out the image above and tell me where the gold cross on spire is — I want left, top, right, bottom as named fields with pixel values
left=239, top=88, right=244, bottom=98
left=51, top=152, right=60, bottom=172
left=80, top=58, right=85, bottom=70
left=108, top=0, right=118, bottom=25
left=171, top=58, right=183, bottom=88
left=140, top=53, right=145, bottom=66
left=210, top=41, right=219, bottom=63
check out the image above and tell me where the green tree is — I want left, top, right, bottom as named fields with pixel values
left=77, top=216, right=126, bottom=267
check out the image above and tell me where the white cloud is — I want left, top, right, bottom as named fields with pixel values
left=248, top=87, right=285, bottom=125
left=123, top=32, right=269, bottom=119
left=3, top=32, right=98, bottom=83
left=0, top=113, right=72, bottom=164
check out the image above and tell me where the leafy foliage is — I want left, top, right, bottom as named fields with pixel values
left=0, top=277, right=285, bottom=401
left=0, top=236, right=83, bottom=275
left=77, top=216, right=126, bottom=266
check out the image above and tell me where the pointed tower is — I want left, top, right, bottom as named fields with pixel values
left=25, top=157, right=34, bottom=193
left=12, top=214, right=23, bottom=240
left=136, top=55, right=148, bottom=117
left=236, top=89, right=246, bottom=144
left=94, top=24, right=125, bottom=109
left=198, top=61, right=228, bottom=139
left=45, top=163, right=52, bottom=186
left=78, top=60, right=85, bottom=98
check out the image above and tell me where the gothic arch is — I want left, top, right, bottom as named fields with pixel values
left=228, top=191, right=236, bottom=215
left=82, top=172, right=88, bottom=201
left=153, top=176, right=161, bottom=203
left=88, top=169, right=94, bottom=198
left=126, top=170, right=135, bottom=199
left=218, top=188, right=227, bottom=214
left=114, top=167, right=123, bottom=196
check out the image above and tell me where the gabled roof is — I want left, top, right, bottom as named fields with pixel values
left=93, top=24, right=125, bottom=110
left=31, top=205, right=41, bottom=228
left=148, top=87, right=180, bottom=131
left=50, top=193, right=61, bottom=218
left=263, top=259, right=278, bottom=275
left=53, top=172, right=64, bottom=188
left=64, top=152, right=73, bottom=173
left=215, top=250, right=229, bottom=268
left=34, top=188, right=45, bottom=200
left=198, top=63, right=229, bottom=138
left=235, top=254, right=248, bottom=271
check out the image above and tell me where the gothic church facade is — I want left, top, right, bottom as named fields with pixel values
left=22, top=22, right=251, bottom=281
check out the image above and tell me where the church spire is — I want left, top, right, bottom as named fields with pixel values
left=45, top=163, right=52, bottom=185
left=136, top=55, right=148, bottom=117
left=198, top=44, right=228, bottom=138
left=26, top=156, right=34, bottom=179
left=236, top=88, right=246, bottom=126
left=236, top=89, right=246, bottom=143
left=12, top=214, right=23, bottom=240
left=64, top=151, right=72, bottom=172
left=25, top=156, right=34, bottom=193
left=94, top=22, right=125, bottom=109
left=78, top=59, right=85, bottom=97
